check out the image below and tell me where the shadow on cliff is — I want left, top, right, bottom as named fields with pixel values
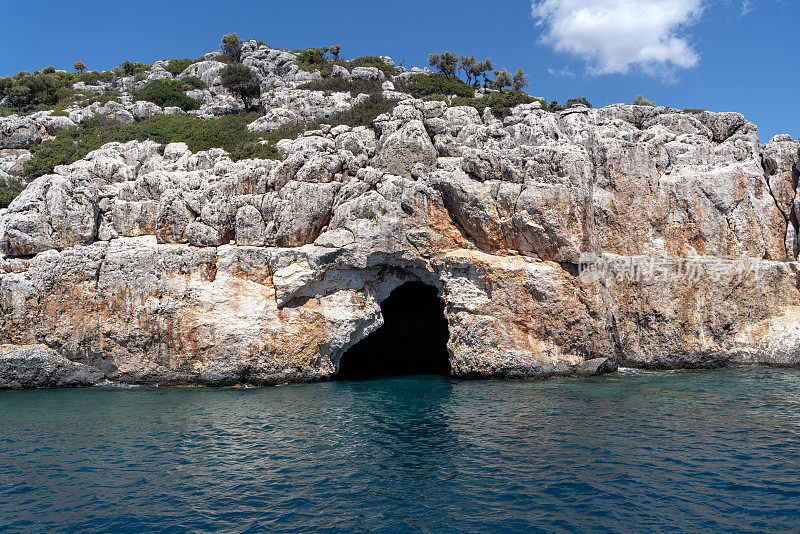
left=337, top=282, right=451, bottom=379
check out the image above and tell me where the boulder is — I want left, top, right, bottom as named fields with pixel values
left=351, top=67, right=385, bottom=82
left=375, top=120, right=437, bottom=177
left=0, top=116, right=41, bottom=149
left=0, top=345, right=104, bottom=389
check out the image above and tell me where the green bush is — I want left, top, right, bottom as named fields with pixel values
left=296, top=49, right=396, bottom=79
left=296, top=78, right=382, bottom=95
left=42, top=66, right=56, bottom=74
left=179, top=76, right=207, bottom=90
left=221, top=33, right=243, bottom=63
left=98, top=71, right=116, bottom=83
left=0, top=70, right=123, bottom=114
left=118, top=61, right=149, bottom=76
left=50, top=71, right=101, bottom=85
left=683, top=108, right=705, bottom=114
left=0, top=176, right=25, bottom=209
left=633, top=95, right=656, bottom=107
left=220, top=64, right=260, bottom=110
left=451, top=90, right=545, bottom=117
left=344, top=56, right=396, bottom=78
left=320, top=93, right=397, bottom=127
left=565, top=96, right=592, bottom=108
left=0, top=72, right=61, bottom=110
left=296, top=48, right=328, bottom=71
left=132, top=79, right=202, bottom=111
left=165, top=58, right=197, bottom=77
left=395, top=73, right=474, bottom=98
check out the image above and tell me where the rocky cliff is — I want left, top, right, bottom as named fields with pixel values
left=1, top=43, right=799, bottom=388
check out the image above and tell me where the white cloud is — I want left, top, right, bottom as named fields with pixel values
left=547, top=66, right=576, bottom=78
left=532, top=0, right=705, bottom=77
left=741, top=0, right=753, bottom=15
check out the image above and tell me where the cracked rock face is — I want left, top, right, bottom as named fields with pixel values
left=1, top=98, right=799, bottom=387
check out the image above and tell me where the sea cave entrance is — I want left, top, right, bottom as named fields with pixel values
left=337, top=282, right=451, bottom=379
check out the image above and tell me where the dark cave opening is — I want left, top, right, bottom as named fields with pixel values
left=337, top=282, right=451, bottom=379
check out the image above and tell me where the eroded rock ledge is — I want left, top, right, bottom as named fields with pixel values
left=1, top=100, right=799, bottom=387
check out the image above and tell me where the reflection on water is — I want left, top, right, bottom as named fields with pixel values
left=1, top=368, right=800, bottom=533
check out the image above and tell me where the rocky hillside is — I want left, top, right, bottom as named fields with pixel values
left=1, top=39, right=799, bottom=388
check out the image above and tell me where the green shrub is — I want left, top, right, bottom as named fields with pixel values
left=0, top=72, right=61, bottom=110
left=98, top=71, right=116, bottom=83
left=565, top=96, right=592, bottom=108
left=42, top=66, right=56, bottom=74
left=0, top=71, right=120, bottom=114
left=395, top=73, right=474, bottom=98
left=221, top=33, right=243, bottom=63
left=684, top=108, right=704, bottom=114
left=319, top=93, right=397, bottom=127
left=633, top=95, right=656, bottom=107
left=296, top=48, right=328, bottom=71
left=451, top=90, right=545, bottom=117
left=220, top=64, right=260, bottom=110
left=165, top=58, right=196, bottom=77
left=132, top=79, right=202, bottom=111
left=0, top=176, right=25, bottom=209
left=344, top=56, right=396, bottom=78
left=295, top=48, right=396, bottom=79
left=49, top=71, right=101, bottom=85
left=296, top=78, right=382, bottom=95
left=179, top=76, right=207, bottom=90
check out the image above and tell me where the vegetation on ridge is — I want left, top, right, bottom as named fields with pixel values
left=23, top=91, right=398, bottom=179
left=295, top=46, right=396, bottom=79
left=395, top=73, right=474, bottom=98
left=132, top=78, right=205, bottom=111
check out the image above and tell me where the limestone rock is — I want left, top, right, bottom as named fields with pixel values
left=0, top=345, right=104, bottom=389
left=0, top=116, right=41, bottom=149
left=351, top=67, right=386, bottom=82
left=1, top=70, right=800, bottom=387
left=375, top=120, right=437, bottom=177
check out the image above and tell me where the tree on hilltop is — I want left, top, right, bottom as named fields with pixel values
left=458, top=55, right=477, bottom=86
left=73, top=61, right=87, bottom=73
left=221, top=63, right=260, bottom=110
left=221, top=33, right=243, bottom=63
left=473, top=58, right=493, bottom=88
left=428, top=52, right=458, bottom=77
left=493, top=68, right=512, bottom=92
left=512, top=68, right=529, bottom=91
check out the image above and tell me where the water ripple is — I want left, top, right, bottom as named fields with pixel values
left=1, top=368, right=799, bottom=533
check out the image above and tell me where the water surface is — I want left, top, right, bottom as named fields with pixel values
left=1, top=368, right=799, bottom=533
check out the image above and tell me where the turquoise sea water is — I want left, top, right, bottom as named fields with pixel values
left=1, top=368, right=799, bottom=533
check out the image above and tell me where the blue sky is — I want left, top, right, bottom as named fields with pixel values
left=1, top=0, right=797, bottom=140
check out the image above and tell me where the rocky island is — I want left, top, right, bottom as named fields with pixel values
left=1, top=37, right=799, bottom=388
